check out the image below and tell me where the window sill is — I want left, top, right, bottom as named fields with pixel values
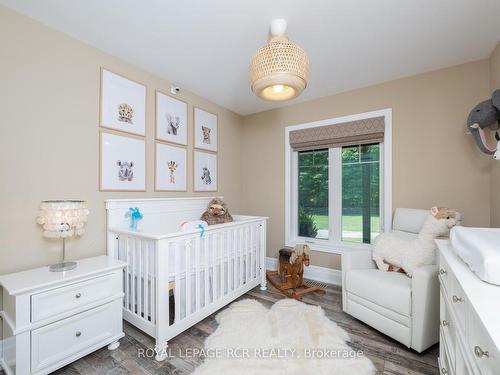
left=285, top=238, right=373, bottom=255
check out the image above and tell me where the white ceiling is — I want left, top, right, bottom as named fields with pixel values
left=2, top=0, right=500, bottom=115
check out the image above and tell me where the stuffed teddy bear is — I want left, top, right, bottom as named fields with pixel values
left=200, top=198, right=233, bottom=225
left=372, top=207, right=461, bottom=277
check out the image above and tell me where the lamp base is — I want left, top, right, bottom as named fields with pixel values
left=49, top=261, right=77, bottom=272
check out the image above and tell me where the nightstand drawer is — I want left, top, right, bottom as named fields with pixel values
left=31, top=273, right=120, bottom=322
left=31, top=300, right=121, bottom=373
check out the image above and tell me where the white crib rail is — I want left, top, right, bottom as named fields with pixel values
left=110, top=217, right=267, bottom=354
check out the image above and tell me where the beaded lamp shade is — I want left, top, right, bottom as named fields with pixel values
left=250, top=19, right=309, bottom=101
left=36, top=200, right=90, bottom=272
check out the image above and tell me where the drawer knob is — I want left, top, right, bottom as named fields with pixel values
left=439, top=268, right=447, bottom=275
left=441, top=367, right=448, bottom=374
left=75, top=331, right=82, bottom=337
left=452, top=295, right=463, bottom=303
left=474, top=346, right=489, bottom=358
left=75, top=293, right=82, bottom=299
left=441, top=320, right=449, bottom=327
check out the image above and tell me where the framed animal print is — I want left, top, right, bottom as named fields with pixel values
left=100, top=68, right=146, bottom=136
left=100, top=131, right=146, bottom=191
left=155, top=91, right=188, bottom=145
left=193, top=150, right=217, bottom=192
left=194, top=107, right=217, bottom=152
left=155, top=142, right=187, bottom=191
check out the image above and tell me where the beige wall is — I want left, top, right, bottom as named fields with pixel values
left=490, top=42, right=500, bottom=227
left=241, top=60, right=492, bottom=270
left=0, top=7, right=243, bottom=274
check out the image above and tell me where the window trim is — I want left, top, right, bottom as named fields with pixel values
left=284, top=109, right=392, bottom=254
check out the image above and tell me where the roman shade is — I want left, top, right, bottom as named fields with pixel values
left=289, top=116, right=385, bottom=151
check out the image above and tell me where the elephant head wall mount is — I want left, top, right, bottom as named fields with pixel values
left=467, top=89, right=500, bottom=158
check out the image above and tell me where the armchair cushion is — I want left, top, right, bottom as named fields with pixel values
left=345, top=269, right=412, bottom=316
left=392, top=208, right=429, bottom=234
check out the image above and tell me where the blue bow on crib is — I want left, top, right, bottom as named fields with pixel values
left=197, top=223, right=205, bottom=238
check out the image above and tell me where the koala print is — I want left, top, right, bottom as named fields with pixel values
left=201, top=126, right=211, bottom=144
left=166, top=113, right=181, bottom=136
left=118, top=103, right=134, bottom=124
left=117, top=160, right=134, bottom=181
left=201, top=167, right=212, bottom=185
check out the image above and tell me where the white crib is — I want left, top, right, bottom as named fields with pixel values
left=105, top=198, right=267, bottom=360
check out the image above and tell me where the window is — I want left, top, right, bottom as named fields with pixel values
left=341, top=144, right=380, bottom=243
left=285, top=110, right=391, bottom=253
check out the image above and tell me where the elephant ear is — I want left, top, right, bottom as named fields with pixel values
left=492, top=89, right=500, bottom=111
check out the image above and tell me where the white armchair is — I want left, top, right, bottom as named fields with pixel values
left=342, top=208, right=440, bottom=353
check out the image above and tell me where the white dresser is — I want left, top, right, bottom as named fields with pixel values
left=0, top=256, right=126, bottom=375
left=437, top=240, right=500, bottom=375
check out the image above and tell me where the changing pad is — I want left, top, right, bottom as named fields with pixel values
left=450, top=227, right=500, bottom=286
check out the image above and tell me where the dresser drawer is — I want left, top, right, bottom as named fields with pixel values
left=448, top=272, right=467, bottom=333
left=31, top=300, right=121, bottom=372
left=439, top=332, right=454, bottom=375
left=440, top=291, right=456, bottom=366
left=439, top=253, right=451, bottom=294
left=467, top=310, right=500, bottom=375
left=31, top=273, right=120, bottom=322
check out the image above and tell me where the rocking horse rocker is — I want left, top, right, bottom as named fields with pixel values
left=266, top=244, right=325, bottom=299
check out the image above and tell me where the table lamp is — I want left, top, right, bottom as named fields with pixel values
left=36, top=200, right=90, bottom=272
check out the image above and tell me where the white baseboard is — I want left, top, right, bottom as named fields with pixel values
left=265, top=257, right=342, bottom=286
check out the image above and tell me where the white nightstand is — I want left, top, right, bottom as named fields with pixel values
left=0, top=256, right=126, bottom=375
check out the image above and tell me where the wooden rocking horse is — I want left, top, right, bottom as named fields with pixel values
left=266, top=244, right=326, bottom=299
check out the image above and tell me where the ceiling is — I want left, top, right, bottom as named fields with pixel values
left=2, top=0, right=500, bottom=115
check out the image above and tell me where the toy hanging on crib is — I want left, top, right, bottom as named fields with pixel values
left=125, top=207, right=143, bottom=230
left=181, top=220, right=208, bottom=237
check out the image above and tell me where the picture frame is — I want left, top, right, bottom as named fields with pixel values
left=100, top=131, right=146, bottom=191
left=193, top=150, right=217, bottom=192
left=194, top=107, right=217, bottom=152
left=155, top=142, right=187, bottom=192
left=100, top=68, right=147, bottom=136
left=155, top=91, right=188, bottom=145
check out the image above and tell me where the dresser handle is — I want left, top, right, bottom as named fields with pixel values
left=441, top=320, right=449, bottom=327
left=452, top=295, right=463, bottom=303
left=474, top=346, right=489, bottom=358
left=75, top=293, right=82, bottom=299
left=441, top=367, right=448, bottom=374
left=439, top=268, right=447, bottom=275
left=75, top=331, right=82, bottom=337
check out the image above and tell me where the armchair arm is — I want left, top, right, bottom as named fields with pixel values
left=341, top=248, right=376, bottom=272
left=411, top=264, right=440, bottom=352
left=342, top=249, right=376, bottom=312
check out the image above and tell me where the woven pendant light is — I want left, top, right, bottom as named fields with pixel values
left=250, top=19, right=309, bottom=101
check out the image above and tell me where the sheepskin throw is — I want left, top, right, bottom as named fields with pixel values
left=193, top=299, right=376, bottom=375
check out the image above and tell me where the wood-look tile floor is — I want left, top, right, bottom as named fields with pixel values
left=1, top=283, right=439, bottom=375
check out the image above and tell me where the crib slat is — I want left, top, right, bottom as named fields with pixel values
left=221, top=231, right=226, bottom=297
left=144, top=239, right=149, bottom=322
left=233, top=229, right=237, bottom=289
left=212, top=233, right=218, bottom=301
left=239, top=227, right=244, bottom=286
left=131, top=238, right=136, bottom=313
left=250, top=224, right=255, bottom=280
left=204, top=235, right=209, bottom=308
left=151, top=241, right=156, bottom=324
left=137, top=239, right=143, bottom=318
left=123, top=237, right=129, bottom=310
left=185, top=239, right=192, bottom=317
left=174, top=242, right=181, bottom=322
left=195, top=237, right=201, bottom=313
